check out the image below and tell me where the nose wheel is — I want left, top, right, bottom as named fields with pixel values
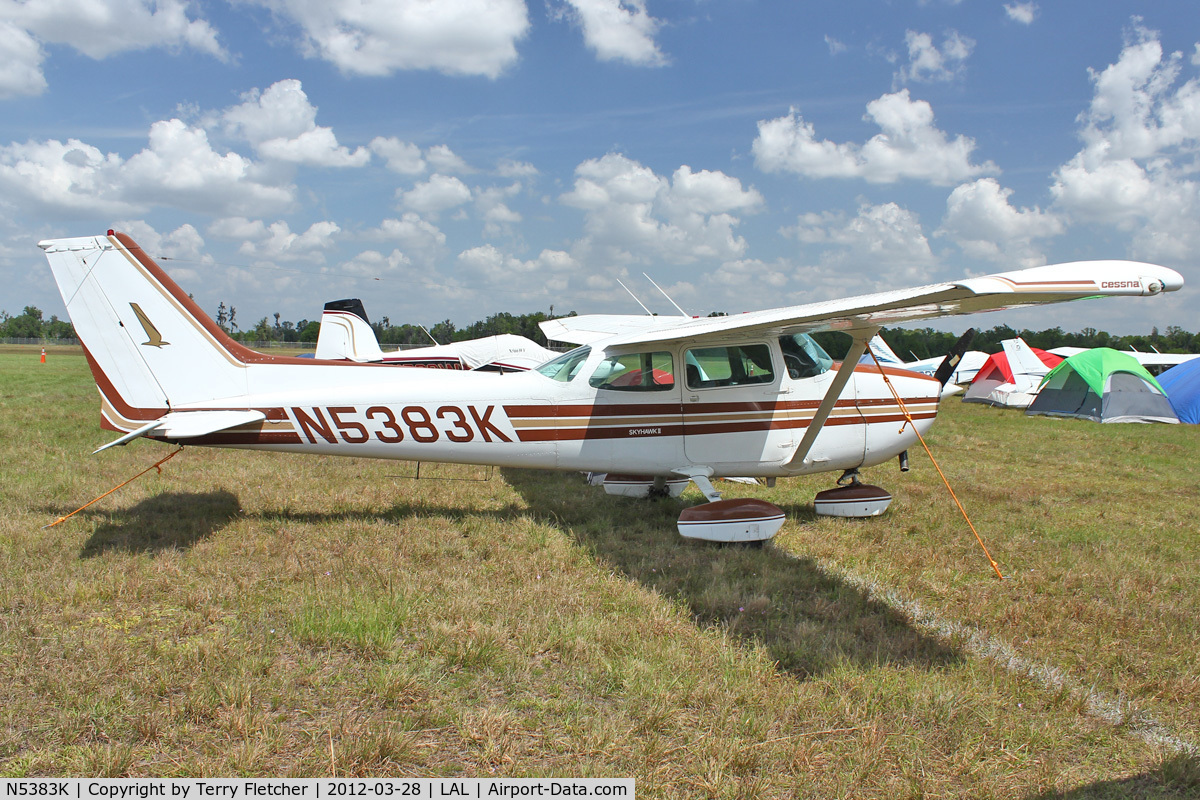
left=814, top=469, right=893, bottom=517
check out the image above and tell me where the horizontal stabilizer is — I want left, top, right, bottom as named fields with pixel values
left=93, top=409, right=266, bottom=453
left=94, top=420, right=164, bottom=453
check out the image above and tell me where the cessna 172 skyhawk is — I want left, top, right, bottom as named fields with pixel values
left=40, top=231, right=1183, bottom=543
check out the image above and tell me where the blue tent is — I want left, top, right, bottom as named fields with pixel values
left=1158, top=358, right=1200, bottom=424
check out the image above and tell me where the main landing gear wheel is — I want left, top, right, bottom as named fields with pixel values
left=676, top=498, right=786, bottom=544
left=813, top=469, right=893, bottom=518
left=672, top=472, right=785, bottom=545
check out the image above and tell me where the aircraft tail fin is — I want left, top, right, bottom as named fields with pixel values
left=1001, top=337, right=1052, bottom=393
left=315, top=298, right=385, bottom=362
left=867, top=335, right=904, bottom=366
left=40, top=232, right=270, bottom=431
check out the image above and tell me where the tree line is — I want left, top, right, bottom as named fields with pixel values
left=1, top=302, right=571, bottom=349
left=4, top=302, right=1198, bottom=357
left=853, top=324, right=1200, bottom=361
left=209, top=304, right=571, bottom=348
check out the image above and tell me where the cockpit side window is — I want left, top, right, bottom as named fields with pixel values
left=684, top=344, right=774, bottom=389
left=779, top=334, right=833, bottom=379
left=535, top=347, right=591, bottom=382
left=589, top=351, right=675, bottom=391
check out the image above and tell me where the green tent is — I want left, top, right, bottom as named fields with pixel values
left=1026, top=348, right=1179, bottom=424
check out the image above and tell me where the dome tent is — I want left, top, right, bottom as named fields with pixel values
left=1025, top=348, right=1179, bottom=424
left=1158, top=358, right=1200, bottom=424
left=962, top=339, right=1063, bottom=408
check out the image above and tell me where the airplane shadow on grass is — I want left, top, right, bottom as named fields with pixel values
left=41, top=491, right=242, bottom=558
left=502, top=468, right=961, bottom=680
left=1029, top=752, right=1200, bottom=800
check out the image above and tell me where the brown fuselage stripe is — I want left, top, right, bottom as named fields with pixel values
left=509, top=409, right=936, bottom=441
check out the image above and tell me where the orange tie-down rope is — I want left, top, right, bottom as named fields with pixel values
left=42, top=446, right=184, bottom=530
left=867, top=349, right=1004, bottom=580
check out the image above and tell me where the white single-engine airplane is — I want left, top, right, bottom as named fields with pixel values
left=863, top=333, right=989, bottom=396
left=315, top=297, right=559, bottom=371
left=41, top=232, right=1183, bottom=543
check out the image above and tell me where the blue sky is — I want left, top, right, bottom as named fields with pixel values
left=2, top=0, right=1199, bottom=335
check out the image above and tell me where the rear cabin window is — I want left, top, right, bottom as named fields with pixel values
left=589, top=351, right=675, bottom=391
left=684, top=344, right=774, bottom=389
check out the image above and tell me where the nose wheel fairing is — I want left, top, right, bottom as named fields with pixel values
left=813, top=469, right=893, bottom=517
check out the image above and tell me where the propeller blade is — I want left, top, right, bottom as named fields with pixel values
left=933, top=328, right=976, bottom=387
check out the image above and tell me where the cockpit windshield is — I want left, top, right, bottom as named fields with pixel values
left=534, top=347, right=591, bottom=382
left=779, top=333, right=833, bottom=379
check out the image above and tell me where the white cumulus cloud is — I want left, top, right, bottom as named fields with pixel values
left=1050, top=25, right=1200, bottom=264
left=560, top=153, right=763, bottom=269
left=400, top=174, right=473, bottom=216
left=370, top=138, right=427, bottom=175
left=1004, top=3, right=1038, bottom=25
left=219, top=80, right=369, bottom=168
left=113, top=220, right=208, bottom=262
left=896, top=29, right=974, bottom=84
left=364, top=213, right=448, bottom=263
left=556, top=0, right=667, bottom=67
left=753, top=90, right=998, bottom=186
left=0, top=0, right=225, bottom=96
left=0, top=137, right=132, bottom=215
left=232, top=220, right=341, bottom=264
left=784, top=201, right=936, bottom=285
left=0, top=21, right=47, bottom=98
left=121, top=119, right=294, bottom=216
left=937, top=178, right=1063, bottom=266
left=251, top=0, right=529, bottom=78
left=457, top=244, right=576, bottom=292
left=425, top=144, right=472, bottom=174
left=475, top=183, right=524, bottom=238
left=0, top=114, right=295, bottom=219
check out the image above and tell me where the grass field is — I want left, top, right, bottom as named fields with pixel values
left=1, top=347, right=1198, bottom=796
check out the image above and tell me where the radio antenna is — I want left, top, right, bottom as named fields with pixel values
left=643, top=273, right=688, bottom=317
left=615, top=277, right=655, bottom=316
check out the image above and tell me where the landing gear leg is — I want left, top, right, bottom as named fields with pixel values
left=647, top=476, right=671, bottom=500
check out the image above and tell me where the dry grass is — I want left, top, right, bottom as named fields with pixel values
left=1, top=347, right=1198, bottom=797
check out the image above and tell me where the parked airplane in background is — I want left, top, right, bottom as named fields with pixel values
left=863, top=333, right=989, bottom=397
left=963, top=337, right=1063, bottom=408
left=41, top=232, right=1183, bottom=543
left=1048, top=345, right=1200, bottom=374
left=315, top=298, right=559, bottom=372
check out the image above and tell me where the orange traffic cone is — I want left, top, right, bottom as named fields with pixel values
left=40, top=348, right=46, bottom=363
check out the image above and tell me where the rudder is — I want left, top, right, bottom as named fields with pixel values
left=41, top=232, right=250, bottom=430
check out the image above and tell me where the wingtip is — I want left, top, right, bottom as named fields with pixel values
left=1151, top=265, right=1184, bottom=294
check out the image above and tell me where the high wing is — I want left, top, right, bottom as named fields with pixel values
left=541, top=261, right=1182, bottom=349
left=1050, top=346, right=1200, bottom=370
left=540, top=313, right=688, bottom=345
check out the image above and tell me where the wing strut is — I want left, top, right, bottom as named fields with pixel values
left=787, top=328, right=878, bottom=469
